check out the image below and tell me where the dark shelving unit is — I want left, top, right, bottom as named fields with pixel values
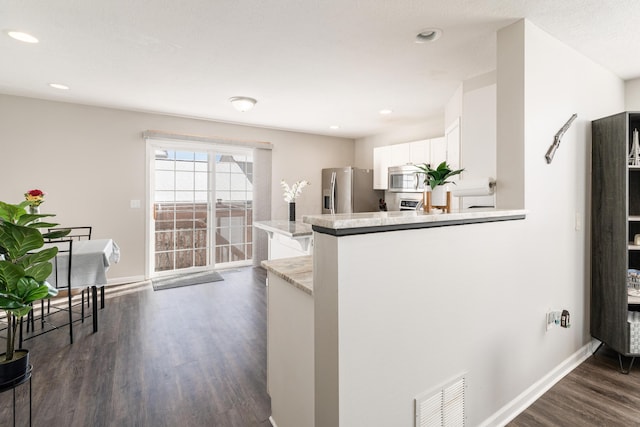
left=592, top=112, right=640, bottom=371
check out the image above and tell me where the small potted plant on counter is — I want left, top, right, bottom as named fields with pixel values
left=415, top=162, right=464, bottom=211
left=0, top=200, right=68, bottom=384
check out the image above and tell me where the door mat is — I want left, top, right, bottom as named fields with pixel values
left=152, top=271, right=224, bottom=291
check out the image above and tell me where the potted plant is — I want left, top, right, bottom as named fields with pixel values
left=0, top=200, right=68, bottom=383
left=415, top=161, right=464, bottom=207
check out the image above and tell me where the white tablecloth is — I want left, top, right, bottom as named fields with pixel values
left=48, top=239, right=120, bottom=288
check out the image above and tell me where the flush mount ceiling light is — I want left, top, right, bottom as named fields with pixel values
left=49, top=83, right=69, bottom=90
left=379, top=109, right=393, bottom=115
left=329, top=125, right=340, bottom=130
left=415, top=28, right=442, bottom=43
left=6, top=30, right=39, bottom=43
left=229, top=96, right=257, bottom=112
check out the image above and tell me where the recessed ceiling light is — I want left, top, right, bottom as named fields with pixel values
left=415, top=28, right=442, bottom=43
left=49, top=83, right=69, bottom=90
left=6, top=31, right=39, bottom=44
left=379, top=109, right=393, bottom=115
left=329, top=125, right=340, bottom=130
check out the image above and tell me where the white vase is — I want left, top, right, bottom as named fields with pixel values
left=631, top=128, right=640, bottom=166
left=431, top=186, right=447, bottom=206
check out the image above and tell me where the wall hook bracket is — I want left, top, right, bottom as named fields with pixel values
left=545, top=113, right=577, bottom=164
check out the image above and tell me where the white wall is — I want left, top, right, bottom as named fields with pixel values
left=0, top=94, right=354, bottom=280
left=493, top=18, right=624, bottom=423
left=444, top=83, right=463, bottom=129
left=353, top=115, right=444, bottom=169
left=626, top=77, right=640, bottom=110
left=313, top=19, right=625, bottom=426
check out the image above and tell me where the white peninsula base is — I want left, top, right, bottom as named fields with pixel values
left=262, top=256, right=314, bottom=427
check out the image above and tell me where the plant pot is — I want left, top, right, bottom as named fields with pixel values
left=431, top=186, right=448, bottom=206
left=0, top=349, right=30, bottom=387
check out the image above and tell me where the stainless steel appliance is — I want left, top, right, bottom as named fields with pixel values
left=399, top=198, right=423, bottom=211
left=388, top=165, right=424, bottom=192
left=322, top=167, right=382, bottom=214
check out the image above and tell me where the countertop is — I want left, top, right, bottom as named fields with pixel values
left=303, top=208, right=527, bottom=236
left=262, top=255, right=313, bottom=295
left=254, top=220, right=313, bottom=238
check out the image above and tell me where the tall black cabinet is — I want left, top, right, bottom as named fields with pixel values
left=592, top=112, right=640, bottom=369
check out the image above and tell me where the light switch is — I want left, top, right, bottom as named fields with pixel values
left=130, top=199, right=141, bottom=209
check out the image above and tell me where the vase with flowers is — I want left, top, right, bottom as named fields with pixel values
left=24, top=189, right=45, bottom=215
left=281, top=179, right=309, bottom=222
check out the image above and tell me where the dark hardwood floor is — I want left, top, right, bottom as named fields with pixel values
left=508, top=347, right=640, bottom=426
left=0, top=267, right=271, bottom=427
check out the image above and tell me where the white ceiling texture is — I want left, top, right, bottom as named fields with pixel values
left=1, top=0, right=639, bottom=139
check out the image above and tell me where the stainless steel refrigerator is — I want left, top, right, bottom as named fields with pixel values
left=322, top=167, right=382, bottom=214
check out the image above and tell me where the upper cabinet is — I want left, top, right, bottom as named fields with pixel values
left=390, top=143, right=412, bottom=167
left=373, top=145, right=392, bottom=189
left=409, top=140, right=429, bottom=165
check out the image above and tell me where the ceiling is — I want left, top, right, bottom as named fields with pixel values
left=2, top=0, right=639, bottom=139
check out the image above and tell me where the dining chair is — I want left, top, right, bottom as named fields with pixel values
left=48, top=226, right=92, bottom=241
left=22, top=239, right=78, bottom=346
left=48, top=226, right=93, bottom=311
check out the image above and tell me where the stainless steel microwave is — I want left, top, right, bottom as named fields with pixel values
left=388, top=165, right=425, bottom=193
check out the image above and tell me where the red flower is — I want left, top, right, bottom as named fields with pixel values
left=25, top=189, right=46, bottom=207
left=27, top=189, right=44, bottom=197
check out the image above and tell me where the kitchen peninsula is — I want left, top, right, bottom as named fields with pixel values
left=254, top=220, right=313, bottom=259
left=264, top=209, right=526, bottom=426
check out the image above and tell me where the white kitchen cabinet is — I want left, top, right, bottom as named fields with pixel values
left=429, top=136, right=447, bottom=166
left=409, top=140, right=429, bottom=165
left=390, top=143, right=411, bottom=166
left=373, top=145, right=392, bottom=189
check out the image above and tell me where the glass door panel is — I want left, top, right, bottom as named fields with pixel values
left=153, top=149, right=212, bottom=274
left=214, top=152, right=253, bottom=265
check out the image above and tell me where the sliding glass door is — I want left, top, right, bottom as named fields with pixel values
left=214, top=152, right=253, bottom=265
left=147, top=141, right=253, bottom=277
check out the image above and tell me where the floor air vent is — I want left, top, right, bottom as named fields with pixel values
left=415, top=374, right=466, bottom=427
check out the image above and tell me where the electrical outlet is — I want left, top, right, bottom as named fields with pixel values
left=546, top=310, right=562, bottom=331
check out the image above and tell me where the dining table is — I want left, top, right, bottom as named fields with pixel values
left=49, top=238, right=120, bottom=333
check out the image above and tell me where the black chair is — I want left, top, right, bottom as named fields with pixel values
left=48, top=226, right=93, bottom=311
left=48, top=226, right=92, bottom=241
left=22, top=239, right=79, bottom=345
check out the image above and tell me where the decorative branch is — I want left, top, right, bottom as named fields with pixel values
left=545, top=113, right=577, bottom=164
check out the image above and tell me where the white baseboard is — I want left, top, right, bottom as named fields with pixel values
left=106, top=275, right=146, bottom=286
left=480, top=339, right=599, bottom=427
left=268, top=415, right=277, bottom=427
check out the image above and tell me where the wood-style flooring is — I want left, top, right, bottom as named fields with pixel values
left=508, top=347, right=640, bottom=426
left=0, top=267, right=271, bottom=427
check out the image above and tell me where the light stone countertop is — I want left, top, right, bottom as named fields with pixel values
left=261, top=255, right=313, bottom=296
left=303, top=208, right=527, bottom=235
left=254, top=220, right=313, bottom=238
